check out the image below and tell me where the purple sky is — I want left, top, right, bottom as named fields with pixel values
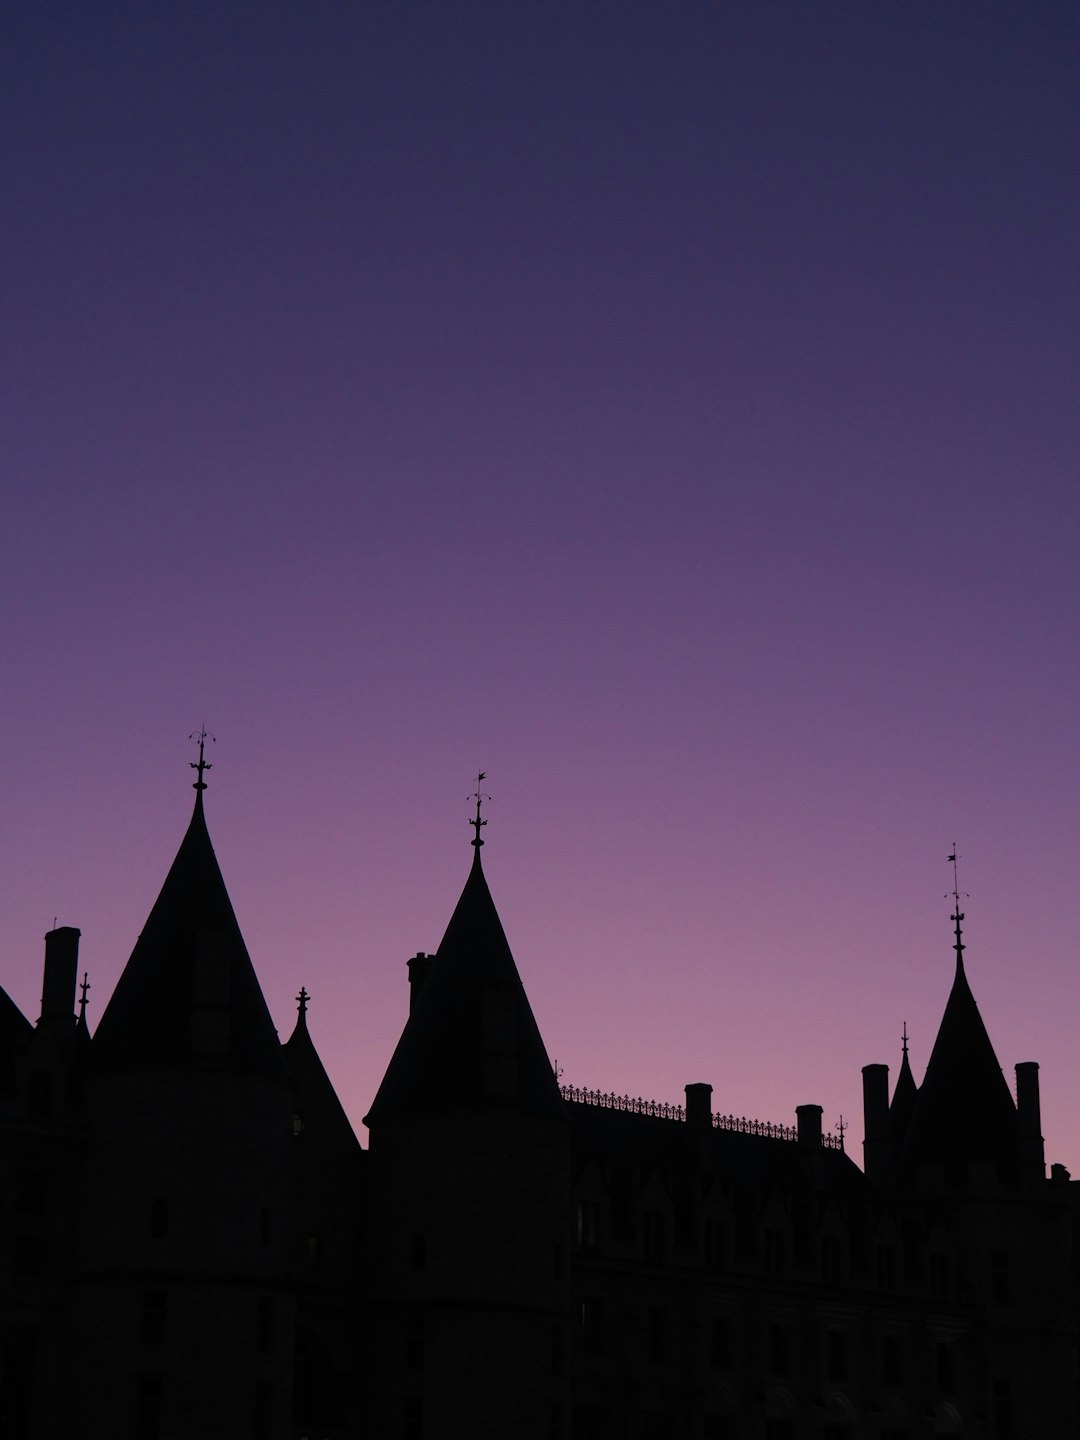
left=5, top=3, right=1080, bottom=1167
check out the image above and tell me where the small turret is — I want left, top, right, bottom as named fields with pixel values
left=364, top=780, right=571, bottom=1439
left=902, top=854, right=1018, bottom=1174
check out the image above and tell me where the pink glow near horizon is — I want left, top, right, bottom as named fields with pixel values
left=4, top=4, right=1080, bottom=1167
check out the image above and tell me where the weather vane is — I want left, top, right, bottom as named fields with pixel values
left=190, top=727, right=215, bottom=791
left=469, top=771, right=489, bottom=847
left=946, top=845, right=969, bottom=960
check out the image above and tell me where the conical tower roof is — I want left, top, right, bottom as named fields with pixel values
left=903, top=911, right=1016, bottom=1166
left=92, top=787, right=283, bottom=1076
left=0, top=984, right=32, bottom=1095
left=284, top=988, right=361, bottom=1153
left=366, top=844, right=565, bottom=1123
left=889, top=1028, right=918, bottom=1140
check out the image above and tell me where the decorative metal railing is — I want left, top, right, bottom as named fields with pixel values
left=558, top=1085, right=844, bottom=1150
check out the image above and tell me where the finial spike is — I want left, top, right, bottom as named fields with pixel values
left=190, top=727, right=215, bottom=792
left=469, top=772, right=489, bottom=848
left=946, top=845, right=969, bottom=966
left=901, top=1021, right=909, bottom=1057
left=836, top=1114, right=847, bottom=1152
left=78, top=972, right=90, bottom=1024
left=296, top=986, right=309, bottom=1018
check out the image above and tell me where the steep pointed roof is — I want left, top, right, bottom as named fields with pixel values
left=903, top=917, right=1016, bottom=1166
left=92, top=790, right=283, bottom=1076
left=0, top=984, right=32, bottom=1095
left=366, top=845, right=565, bottom=1124
left=889, top=1030, right=918, bottom=1140
left=284, top=990, right=362, bottom=1154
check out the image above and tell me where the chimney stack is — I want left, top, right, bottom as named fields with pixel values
left=796, top=1104, right=823, bottom=1148
left=685, top=1083, right=712, bottom=1131
left=40, top=926, right=80, bottom=1026
left=407, top=952, right=435, bottom=1013
left=1015, top=1061, right=1045, bottom=1178
left=861, top=1064, right=892, bottom=1180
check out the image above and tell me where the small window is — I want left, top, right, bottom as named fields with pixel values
left=936, top=1340, right=956, bottom=1394
left=709, top=1316, right=731, bottom=1370
left=993, top=1375, right=1015, bottom=1438
left=876, top=1244, right=897, bottom=1291
left=991, top=1250, right=1012, bottom=1302
left=141, top=1292, right=167, bottom=1346
left=763, top=1227, right=786, bottom=1277
left=643, top=1210, right=667, bottom=1260
left=581, top=1297, right=606, bottom=1355
left=1, top=1330, right=37, bottom=1435
left=550, top=1324, right=564, bottom=1376
left=929, top=1252, right=949, bottom=1297
left=135, top=1375, right=163, bottom=1440
left=703, top=1217, right=726, bottom=1269
left=647, top=1307, right=670, bottom=1363
left=253, top=1380, right=272, bottom=1440
left=821, top=1235, right=843, bottom=1282
left=881, top=1334, right=904, bottom=1386
left=257, top=1297, right=276, bottom=1356
left=576, top=1200, right=599, bottom=1250
left=827, top=1329, right=849, bottom=1383
left=768, top=1322, right=790, bottom=1376
left=405, top=1319, right=425, bottom=1370
left=27, top=1072, right=53, bottom=1120
left=405, top=1396, right=423, bottom=1440
left=573, top=1406, right=601, bottom=1440
left=150, top=1198, right=169, bottom=1240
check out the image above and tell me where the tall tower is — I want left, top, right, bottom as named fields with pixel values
left=68, top=744, right=296, bottom=1439
left=363, top=786, right=571, bottom=1439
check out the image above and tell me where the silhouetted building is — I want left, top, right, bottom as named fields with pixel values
left=1, top=770, right=1077, bottom=1437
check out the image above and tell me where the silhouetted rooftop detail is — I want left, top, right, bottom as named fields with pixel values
left=889, top=1023, right=918, bottom=1139
left=470, top=771, right=488, bottom=847
left=0, top=985, right=32, bottom=1094
left=190, top=726, right=214, bottom=791
left=92, top=776, right=283, bottom=1076
left=903, top=859, right=1017, bottom=1166
left=366, top=795, right=565, bottom=1123
left=284, top=986, right=362, bottom=1154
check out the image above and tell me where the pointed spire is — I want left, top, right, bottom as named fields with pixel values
left=78, top=972, right=90, bottom=1026
left=190, top=727, right=214, bottom=793
left=470, top=772, right=489, bottom=849
left=902, top=853, right=1017, bottom=1168
left=889, top=1022, right=918, bottom=1139
left=92, top=757, right=282, bottom=1076
left=366, top=785, right=564, bottom=1125
left=947, top=846, right=968, bottom=976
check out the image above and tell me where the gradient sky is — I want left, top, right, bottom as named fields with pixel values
left=4, top=2, right=1080, bottom=1168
